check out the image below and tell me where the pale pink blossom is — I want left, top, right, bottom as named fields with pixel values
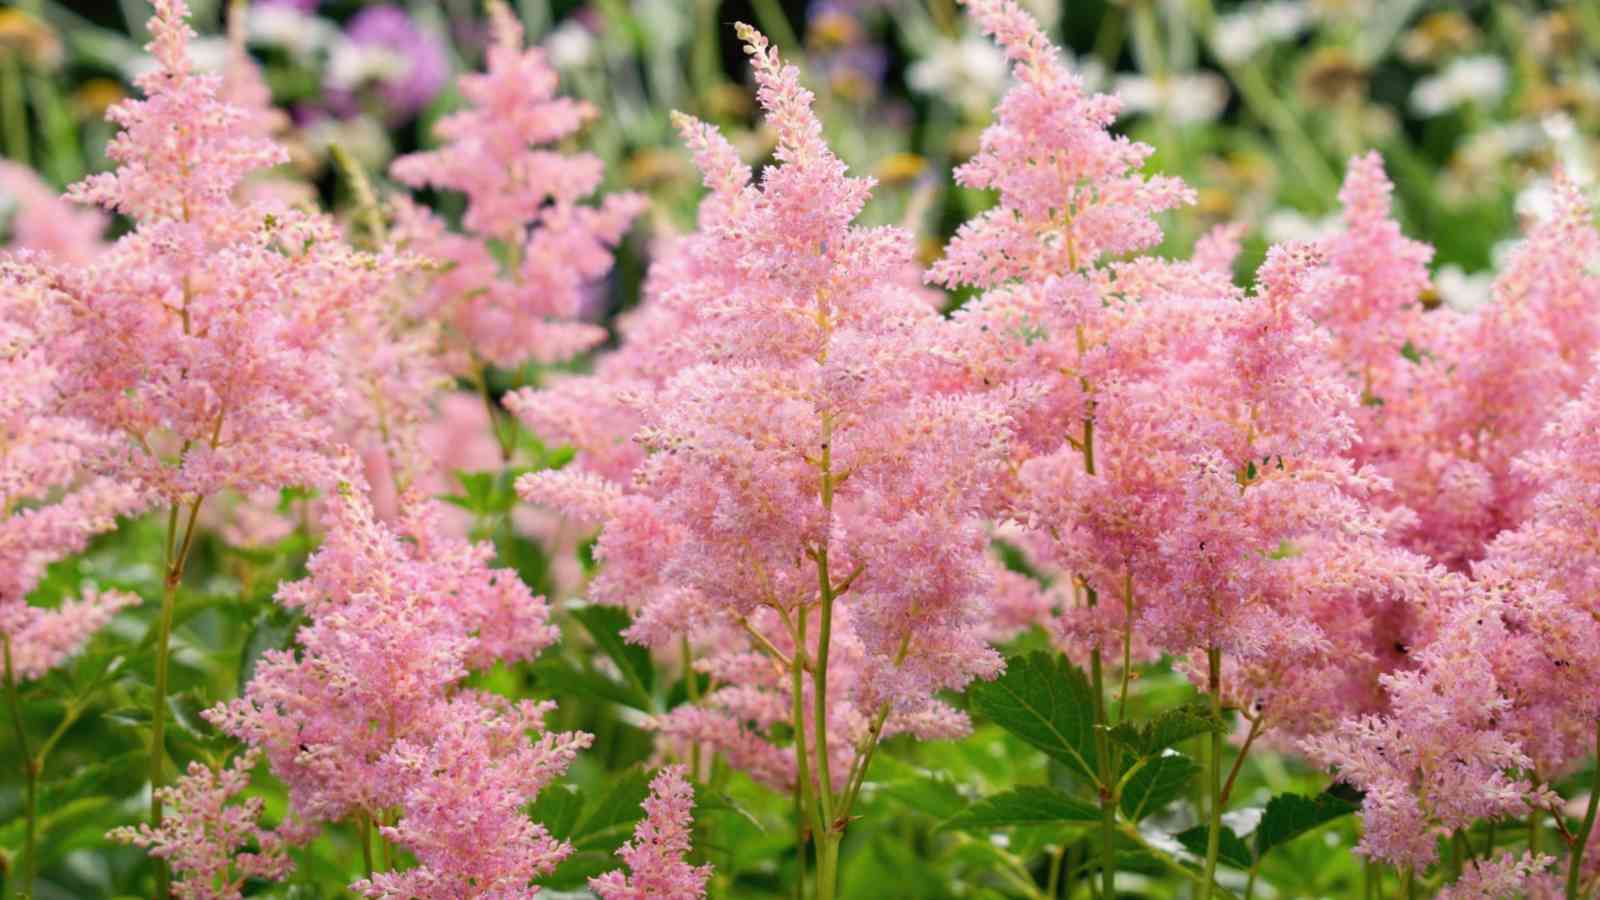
left=589, top=765, right=711, bottom=900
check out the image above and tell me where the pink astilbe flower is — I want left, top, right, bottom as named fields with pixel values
left=108, top=749, right=297, bottom=900
left=0, top=589, right=140, bottom=681
left=1, top=269, right=145, bottom=676
left=352, top=696, right=592, bottom=900
left=505, top=106, right=757, bottom=487
left=929, top=0, right=1191, bottom=287
left=4, top=0, right=412, bottom=506
left=390, top=0, right=643, bottom=370
left=0, top=162, right=105, bottom=264
left=207, top=488, right=562, bottom=824
left=1368, top=173, right=1600, bottom=567
left=589, top=765, right=711, bottom=900
left=520, top=23, right=1013, bottom=802
left=1303, top=584, right=1556, bottom=869
left=1315, top=152, right=1434, bottom=405
left=1437, top=852, right=1560, bottom=900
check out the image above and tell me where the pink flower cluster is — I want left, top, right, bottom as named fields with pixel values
left=2, top=246, right=142, bottom=679
left=518, top=20, right=1015, bottom=799
left=108, top=750, right=298, bottom=900
left=6, top=0, right=419, bottom=507
left=390, top=0, right=643, bottom=372
left=590, top=765, right=711, bottom=900
left=207, top=488, right=585, bottom=896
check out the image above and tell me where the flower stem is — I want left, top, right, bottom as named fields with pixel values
left=150, top=496, right=205, bottom=900
left=360, top=812, right=375, bottom=879
left=4, top=634, right=37, bottom=900
left=1566, top=719, right=1600, bottom=900
left=1200, top=646, right=1224, bottom=900
left=1090, top=629, right=1115, bottom=900
left=792, top=609, right=814, bottom=899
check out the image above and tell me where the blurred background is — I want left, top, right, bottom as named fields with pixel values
left=4, top=0, right=1598, bottom=315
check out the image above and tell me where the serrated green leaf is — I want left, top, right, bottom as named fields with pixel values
left=940, top=786, right=1101, bottom=832
left=1119, top=753, right=1198, bottom=821
left=572, top=605, right=654, bottom=700
left=1105, top=703, right=1224, bottom=759
left=1255, top=789, right=1359, bottom=856
left=1176, top=823, right=1254, bottom=870
left=968, top=652, right=1099, bottom=781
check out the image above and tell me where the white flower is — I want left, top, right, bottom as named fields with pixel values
left=1434, top=264, right=1494, bottom=312
left=327, top=39, right=407, bottom=92
left=123, top=36, right=228, bottom=81
left=1262, top=208, right=1338, bottom=243
left=1113, top=72, right=1229, bottom=124
left=248, top=5, right=336, bottom=59
left=1410, top=55, right=1508, bottom=117
left=545, top=20, right=597, bottom=70
left=1212, top=1, right=1311, bottom=64
left=908, top=35, right=1009, bottom=111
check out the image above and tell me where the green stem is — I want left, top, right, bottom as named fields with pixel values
left=149, top=577, right=178, bottom=899
left=1091, top=637, right=1115, bottom=900
left=1, top=53, right=27, bottom=165
left=1115, top=573, right=1134, bottom=722
left=150, top=496, right=205, bottom=899
left=1200, top=646, right=1223, bottom=900
left=1045, top=843, right=1066, bottom=898
left=682, top=637, right=702, bottom=778
left=360, top=812, right=375, bottom=879
left=791, top=611, right=814, bottom=899
left=4, top=635, right=37, bottom=900
left=1567, top=719, right=1600, bottom=900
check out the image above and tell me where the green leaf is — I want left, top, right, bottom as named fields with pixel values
left=968, top=652, right=1099, bottom=781
left=693, top=790, right=766, bottom=834
left=1255, top=788, right=1360, bottom=857
left=572, top=605, right=654, bottom=700
left=940, top=786, right=1101, bottom=832
left=1119, top=753, right=1199, bottom=821
left=239, top=611, right=298, bottom=696
left=528, top=783, right=585, bottom=841
left=531, top=659, right=651, bottom=711
left=873, top=757, right=967, bottom=821
left=571, top=768, right=652, bottom=852
left=1104, top=703, right=1224, bottom=759
left=37, top=752, right=142, bottom=810
left=1176, top=824, right=1254, bottom=870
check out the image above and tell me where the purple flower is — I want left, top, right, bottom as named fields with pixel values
left=333, top=5, right=448, bottom=120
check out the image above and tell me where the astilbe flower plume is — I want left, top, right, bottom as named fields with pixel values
left=1362, top=174, right=1600, bottom=568
left=206, top=487, right=585, bottom=896
left=589, top=765, right=711, bottom=900
left=108, top=749, right=297, bottom=900
left=1, top=274, right=143, bottom=679
left=0, top=161, right=106, bottom=263
left=390, top=0, right=644, bottom=371
left=519, top=22, right=1014, bottom=829
left=7, top=0, right=410, bottom=505
left=932, top=0, right=1434, bottom=740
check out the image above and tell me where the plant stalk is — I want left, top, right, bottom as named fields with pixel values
left=1567, top=719, right=1600, bottom=900
left=4, top=634, right=37, bottom=900
left=1200, top=646, right=1223, bottom=900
